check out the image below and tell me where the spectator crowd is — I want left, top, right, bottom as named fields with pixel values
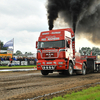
left=0, top=56, right=37, bottom=62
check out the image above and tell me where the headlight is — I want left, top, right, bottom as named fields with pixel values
left=58, top=62, right=64, bottom=64
left=37, top=62, right=41, bottom=65
left=54, top=62, right=56, bottom=64
left=43, top=62, right=45, bottom=64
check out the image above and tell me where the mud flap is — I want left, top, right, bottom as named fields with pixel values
left=98, top=65, right=100, bottom=72
left=87, top=58, right=94, bottom=73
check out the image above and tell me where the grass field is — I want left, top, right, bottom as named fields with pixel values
left=51, top=85, right=100, bottom=100
left=0, top=65, right=37, bottom=69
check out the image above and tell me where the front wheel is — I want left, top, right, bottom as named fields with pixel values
left=41, top=70, right=49, bottom=75
left=67, top=62, right=73, bottom=75
left=82, top=63, right=86, bottom=75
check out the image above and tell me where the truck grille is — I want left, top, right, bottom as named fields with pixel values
left=42, top=65, right=56, bottom=70
left=42, top=52, right=57, bottom=58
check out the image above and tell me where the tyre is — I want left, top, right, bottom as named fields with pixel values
left=41, top=70, right=49, bottom=75
left=97, top=65, right=100, bottom=73
left=82, top=63, right=86, bottom=75
left=67, top=62, right=73, bottom=75
left=76, top=63, right=86, bottom=75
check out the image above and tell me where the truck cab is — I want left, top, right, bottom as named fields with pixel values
left=36, top=28, right=76, bottom=75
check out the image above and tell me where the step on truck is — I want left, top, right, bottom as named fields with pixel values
left=36, top=28, right=100, bottom=75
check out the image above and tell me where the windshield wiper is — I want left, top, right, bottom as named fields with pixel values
left=53, top=46, right=60, bottom=49
left=45, top=47, right=53, bottom=49
left=45, top=47, right=50, bottom=48
left=39, top=47, right=60, bottom=49
left=39, top=48, right=44, bottom=50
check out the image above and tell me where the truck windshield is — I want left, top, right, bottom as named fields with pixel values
left=38, top=40, right=65, bottom=49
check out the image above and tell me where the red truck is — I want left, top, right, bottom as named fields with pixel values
left=36, top=28, right=100, bottom=75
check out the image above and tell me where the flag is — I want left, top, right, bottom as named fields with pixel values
left=3, top=39, right=14, bottom=47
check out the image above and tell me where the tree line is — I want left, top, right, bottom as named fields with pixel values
left=79, top=47, right=100, bottom=56
left=13, top=50, right=33, bottom=55
left=1, top=40, right=100, bottom=56
left=0, top=41, right=7, bottom=50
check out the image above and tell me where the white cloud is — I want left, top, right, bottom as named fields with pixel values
left=0, top=0, right=48, bottom=31
left=0, top=0, right=47, bottom=17
left=75, top=37, right=100, bottom=52
left=14, top=31, right=40, bottom=53
left=0, top=0, right=48, bottom=54
left=1, top=14, right=48, bottom=31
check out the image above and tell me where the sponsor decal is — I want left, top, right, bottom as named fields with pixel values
left=48, top=37, right=59, bottom=40
left=29, top=61, right=34, bottom=65
left=51, top=32, right=61, bottom=34
left=42, top=33, right=49, bottom=35
left=46, top=36, right=59, bottom=41
left=42, top=49, right=58, bottom=52
left=41, top=38, right=46, bottom=41
left=41, top=36, right=59, bottom=41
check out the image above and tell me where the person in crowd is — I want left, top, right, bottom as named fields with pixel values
left=1, top=57, right=4, bottom=61
left=6, top=56, right=9, bottom=60
left=13, top=57, right=17, bottom=61
left=17, top=57, right=19, bottom=61
left=0, top=57, right=1, bottom=66
left=23, top=57, right=25, bottom=61
left=8, top=57, right=13, bottom=67
left=25, top=57, right=27, bottom=61
left=35, top=58, right=37, bottom=62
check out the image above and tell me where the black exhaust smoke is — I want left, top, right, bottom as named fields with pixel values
left=47, top=0, right=94, bottom=32
left=46, top=0, right=100, bottom=45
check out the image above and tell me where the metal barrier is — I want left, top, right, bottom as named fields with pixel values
left=0, top=60, right=36, bottom=66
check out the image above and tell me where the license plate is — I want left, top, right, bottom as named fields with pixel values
left=46, top=62, right=52, bottom=64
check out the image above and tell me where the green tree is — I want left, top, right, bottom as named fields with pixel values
left=27, top=52, right=33, bottom=55
left=79, top=47, right=100, bottom=56
left=25, top=52, right=28, bottom=55
left=0, top=41, right=7, bottom=50
left=25, top=52, right=33, bottom=55
left=79, top=47, right=91, bottom=55
left=16, top=50, right=22, bottom=55
left=92, top=47, right=100, bottom=55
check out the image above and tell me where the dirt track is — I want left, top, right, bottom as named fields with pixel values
left=0, top=71, right=100, bottom=100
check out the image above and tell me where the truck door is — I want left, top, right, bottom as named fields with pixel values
left=65, top=39, right=70, bottom=58
left=65, top=38, right=73, bottom=60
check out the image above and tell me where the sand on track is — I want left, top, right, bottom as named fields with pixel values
left=0, top=71, right=100, bottom=100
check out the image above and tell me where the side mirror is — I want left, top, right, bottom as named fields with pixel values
left=36, top=41, right=38, bottom=48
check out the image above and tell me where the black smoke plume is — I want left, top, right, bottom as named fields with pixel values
left=46, top=0, right=100, bottom=44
